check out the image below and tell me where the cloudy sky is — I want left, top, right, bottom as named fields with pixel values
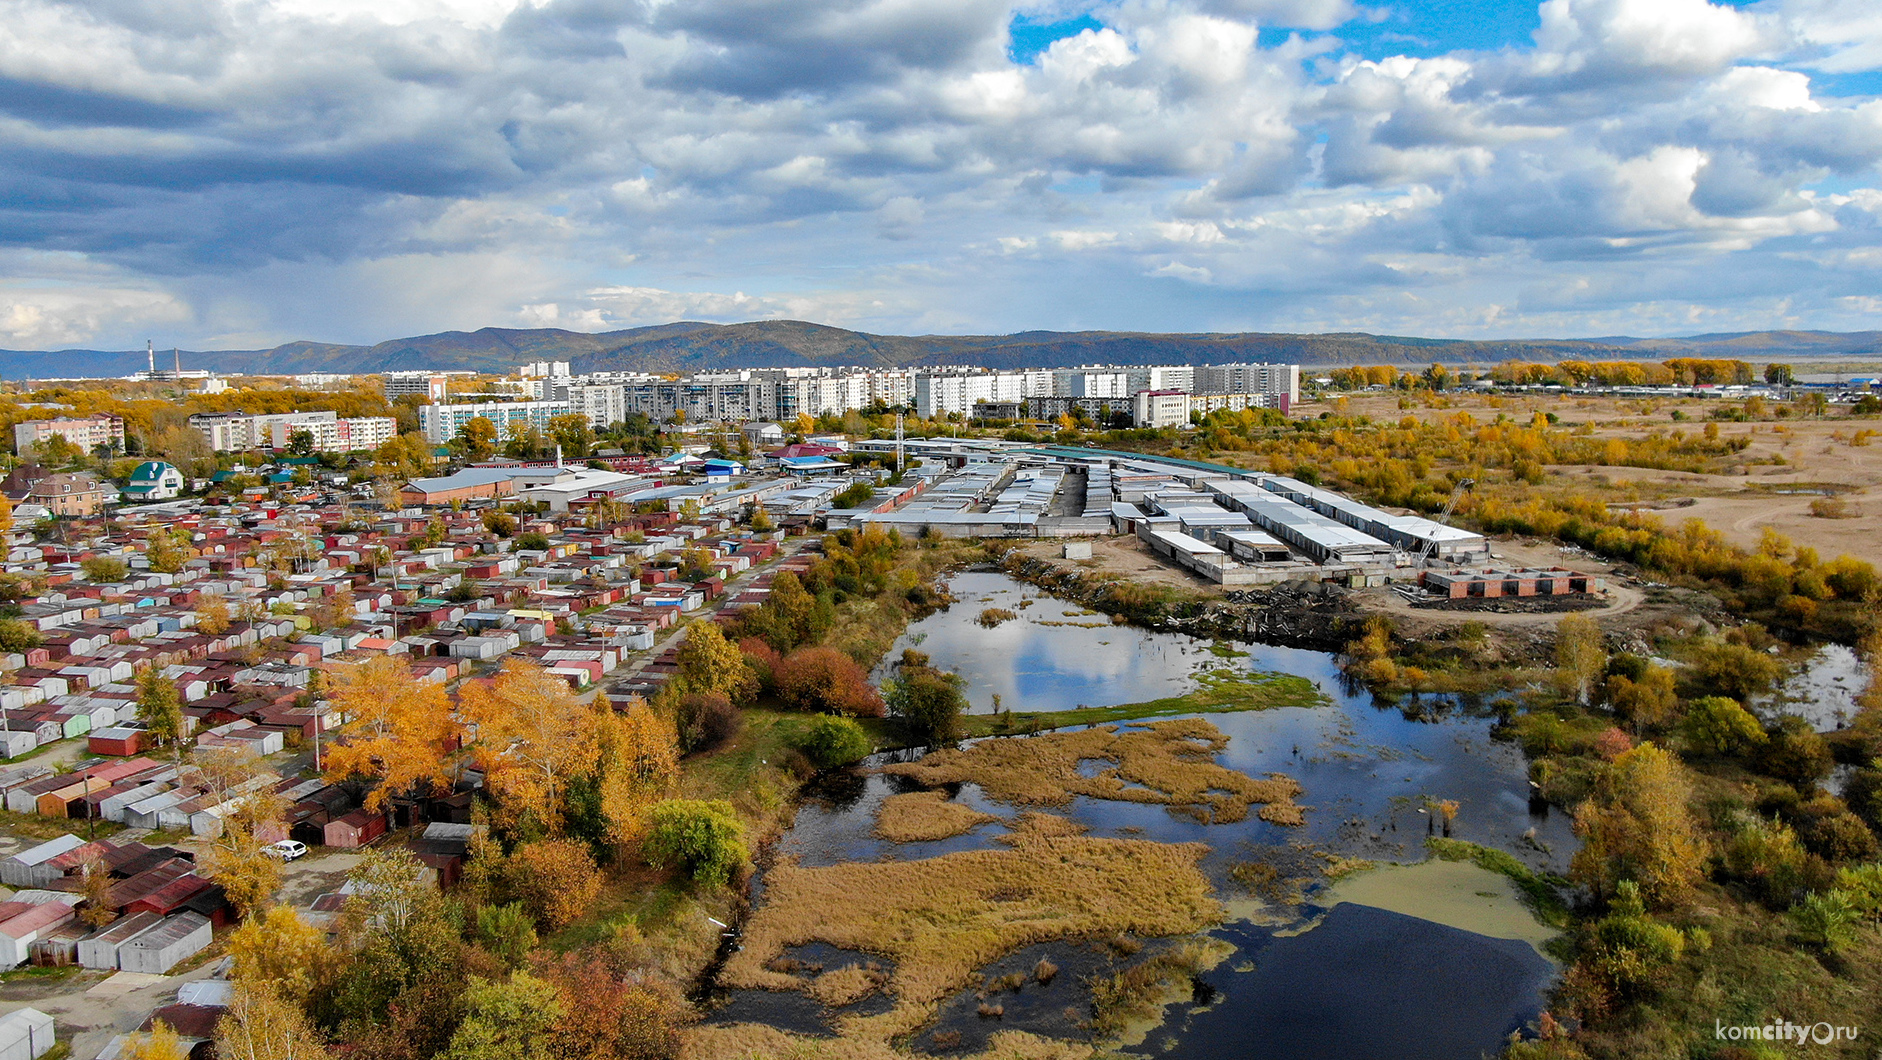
left=1, top=0, right=1879, bottom=350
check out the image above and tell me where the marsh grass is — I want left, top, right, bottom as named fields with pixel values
left=685, top=1022, right=1094, bottom=1060
left=1087, top=938, right=1235, bottom=1044
left=874, top=791, right=1000, bottom=843
left=961, top=668, right=1326, bottom=738
left=887, top=718, right=1306, bottom=826
left=809, top=963, right=889, bottom=1007
left=720, top=830, right=1221, bottom=1042
left=977, top=607, right=1018, bottom=628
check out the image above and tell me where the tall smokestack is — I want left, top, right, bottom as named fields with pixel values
left=174, top=347, right=181, bottom=377
left=147, top=340, right=155, bottom=375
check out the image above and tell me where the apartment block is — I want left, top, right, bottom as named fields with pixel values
left=188, top=411, right=397, bottom=452
left=12, top=416, right=126, bottom=455
left=381, top=372, right=451, bottom=402
left=1191, top=363, right=1301, bottom=404
left=419, top=401, right=573, bottom=444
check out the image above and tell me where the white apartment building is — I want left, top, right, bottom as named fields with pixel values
left=561, top=384, right=629, bottom=429
left=419, top=400, right=573, bottom=444
left=1054, top=368, right=1131, bottom=399
left=188, top=411, right=396, bottom=452
left=1191, top=363, right=1300, bottom=404
left=914, top=370, right=1051, bottom=419
left=1125, top=366, right=1195, bottom=393
left=518, top=360, right=572, bottom=378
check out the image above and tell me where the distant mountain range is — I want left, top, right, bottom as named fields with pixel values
left=6, top=321, right=1882, bottom=380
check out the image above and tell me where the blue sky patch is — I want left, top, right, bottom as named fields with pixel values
left=1009, top=12, right=1105, bottom=65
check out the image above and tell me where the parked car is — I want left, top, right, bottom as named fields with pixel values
left=266, top=840, right=309, bottom=862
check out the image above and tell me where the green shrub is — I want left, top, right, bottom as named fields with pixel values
left=1680, top=696, right=1766, bottom=756
left=1790, top=890, right=1859, bottom=952
left=795, top=715, right=872, bottom=769
left=643, top=799, right=748, bottom=887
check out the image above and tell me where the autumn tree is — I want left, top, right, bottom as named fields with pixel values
left=507, top=839, right=603, bottom=931
left=196, top=747, right=285, bottom=918
left=459, top=416, right=499, bottom=461
left=82, top=556, right=127, bottom=583
left=215, top=979, right=333, bottom=1060
left=774, top=647, right=884, bottom=717
left=120, top=1022, right=188, bottom=1060
left=136, top=664, right=186, bottom=767
left=748, top=506, right=774, bottom=532
left=345, top=849, right=436, bottom=937
left=1681, top=696, right=1766, bottom=756
left=324, top=655, right=460, bottom=812
left=548, top=413, right=594, bottom=458
left=1571, top=743, right=1705, bottom=909
left=440, top=972, right=562, bottom=1060
left=78, top=857, right=115, bottom=928
left=540, top=952, right=688, bottom=1060
left=1554, top=614, right=1606, bottom=705
left=672, top=621, right=754, bottom=703
left=1605, top=665, right=1677, bottom=735
left=146, top=527, right=189, bottom=574
left=197, top=593, right=232, bottom=635
left=228, top=904, right=335, bottom=1007
left=461, top=660, right=598, bottom=831
left=593, top=699, right=678, bottom=845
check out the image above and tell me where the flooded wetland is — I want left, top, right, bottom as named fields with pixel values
left=699, top=571, right=1576, bottom=1058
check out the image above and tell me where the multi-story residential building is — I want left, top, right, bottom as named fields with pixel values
left=419, top=401, right=573, bottom=444
left=1125, top=366, right=1195, bottom=394
left=12, top=416, right=126, bottom=455
left=381, top=372, right=453, bottom=402
left=914, top=370, right=1049, bottom=419
left=518, top=360, right=572, bottom=378
left=1053, top=368, right=1131, bottom=399
left=1191, top=363, right=1300, bottom=404
left=557, top=383, right=629, bottom=429
left=189, top=411, right=398, bottom=452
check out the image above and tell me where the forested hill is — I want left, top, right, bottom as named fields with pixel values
left=5, top=321, right=1880, bottom=379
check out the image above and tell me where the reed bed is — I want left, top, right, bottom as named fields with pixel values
left=721, top=832, right=1220, bottom=1042
left=886, top=718, right=1305, bottom=826
left=873, top=790, right=999, bottom=843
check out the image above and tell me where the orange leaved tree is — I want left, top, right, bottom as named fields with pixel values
left=323, top=655, right=461, bottom=812
left=460, top=660, right=599, bottom=832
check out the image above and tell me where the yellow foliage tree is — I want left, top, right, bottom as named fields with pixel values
left=120, top=1022, right=188, bottom=1060
left=197, top=593, right=232, bottom=635
left=460, top=660, right=598, bottom=831
left=323, top=655, right=460, bottom=812
left=194, top=748, right=285, bottom=918
left=1571, top=742, right=1705, bottom=909
left=215, top=979, right=333, bottom=1060
left=227, top=905, right=334, bottom=1007
left=1554, top=613, right=1606, bottom=705
left=595, top=699, right=678, bottom=845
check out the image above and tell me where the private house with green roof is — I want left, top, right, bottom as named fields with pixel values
left=120, top=461, right=184, bottom=502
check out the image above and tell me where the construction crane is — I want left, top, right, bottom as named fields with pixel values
left=1417, top=477, right=1475, bottom=568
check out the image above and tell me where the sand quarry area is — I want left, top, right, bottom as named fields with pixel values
left=1332, top=390, right=1882, bottom=570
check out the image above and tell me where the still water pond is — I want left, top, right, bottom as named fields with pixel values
left=729, top=570, right=1573, bottom=1058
